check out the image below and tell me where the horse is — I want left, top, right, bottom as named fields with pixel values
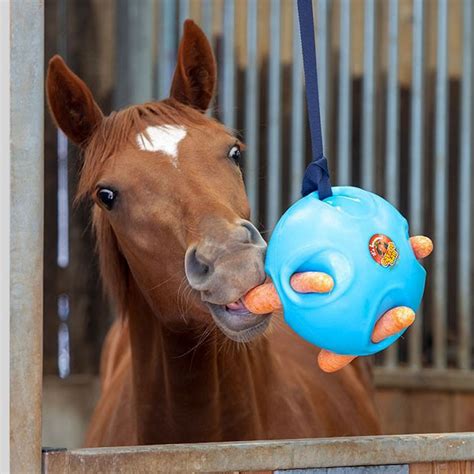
left=46, top=20, right=380, bottom=447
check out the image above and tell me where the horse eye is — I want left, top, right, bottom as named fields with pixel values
left=97, top=188, right=117, bottom=210
left=228, top=145, right=241, bottom=165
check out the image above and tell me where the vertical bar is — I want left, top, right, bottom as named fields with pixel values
left=0, top=2, right=9, bottom=470
left=159, top=0, right=177, bottom=100
left=386, top=0, right=400, bottom=207
left=458, top=0, right=472, bottom=370
left=267, top=0, right=282, bottom=229
left=179, top=0, right=189, bottom=35
left=337, top=0, right=352, bottom=185
left=10, top=0, right=44, bottom=471
left=317, top=0, right=330, bottom=150
left=245, top=0, right=259, bottom=221
left=201, top=0, right=213, bottom=40
left=290, top=3, right=305, bottom=203
left=57, top=132, right=69, bottom=268
left=361, top=0, right=376, bottom=191
left=383, top=0, right=400, bottom=369
left=222, top=0, right=236, bottom=129
left=408, top=0, right=425, bottom=370
left=116, top=0, right=154, bottom=107
left=202, top=0, right=214, bottom=117
left=57, top=0, right=69, bottom=269
left=433, top=0, right=449, bottom=370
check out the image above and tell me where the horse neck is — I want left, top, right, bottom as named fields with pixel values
left=124, top=278, right=275, bottom=444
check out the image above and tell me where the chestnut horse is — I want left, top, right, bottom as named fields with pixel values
left=46, top=20, right=380, bottom=447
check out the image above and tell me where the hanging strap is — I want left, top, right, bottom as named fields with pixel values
left=297, top=0, right=333, bottom=199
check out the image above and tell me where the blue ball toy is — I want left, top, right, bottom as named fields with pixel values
left=265, top=186, right=426, bottom=356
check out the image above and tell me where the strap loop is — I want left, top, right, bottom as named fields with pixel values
left=297, top=0, right=333, bottom=199
left=301, top=156, right=332, bottom=199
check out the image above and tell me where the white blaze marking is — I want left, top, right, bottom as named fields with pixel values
left=136, top=125, right=187, bottom=168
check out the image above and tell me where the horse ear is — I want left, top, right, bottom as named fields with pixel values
left=46, top=55, right=103, bottom=147
left=170, top=20, right=216, bottom=112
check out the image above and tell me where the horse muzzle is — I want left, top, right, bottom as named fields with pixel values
left=184, top=219, right=271, bottom=342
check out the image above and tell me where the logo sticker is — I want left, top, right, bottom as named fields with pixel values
left=369, top=234, right=399, bottom=268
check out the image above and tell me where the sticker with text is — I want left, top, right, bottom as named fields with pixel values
left=369, top=234, right=399, bottom=268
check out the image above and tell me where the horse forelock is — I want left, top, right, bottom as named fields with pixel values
left=76, top=98, right=210, bottom=204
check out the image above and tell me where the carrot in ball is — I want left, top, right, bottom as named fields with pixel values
left=243, top=272, right=334, bottom=314
left=371, top=306, right=415, bottom=343
left=318, top=350, right=356, bottom=373
left=410, top=235, right=433, bottom=259
left=290, top=272, right=334, bottom=294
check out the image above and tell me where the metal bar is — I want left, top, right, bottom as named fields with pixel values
left=458, top=0, right=473, bottom=370
left=0, top=2, right=9, bottom=470
left=317, top=0, right=330, bottom=152
left=10, top=0, right=44, bottom=471
left=57, top=131, right=69, bottom=268
left=361, top=0, right=376, bottom=192
left=115, top=0, right=154, bottom=107
left=385, top=0, right=400, bottom=207
left=383, top=0, right=400, bottom=369
left=337, top=0, right=351, bottom=185
left=57, top=0, right=69, bottom=269
left=433, top=0, right=449, bottom=370
left=290, top=3, right=305, bottom=203
left=374, top=367, right=474, bottom=392
left=201, top=0, right=213, bottom=41
left=408, top=0, right=425, bottom=370
left=202, top=0, right=214, bottom=117
left=267, top=0, right=282, bottom=229
left=222, top=0, right=236, bottom=129
left=179, top=0, right=189, bottom=35
left=245, top=0, right=259, bottom=222
left=277, top=468, right=409, bottom=474
left=159, top=0, right=177, bottom=100
left=42, top=433, right=474, bottom=472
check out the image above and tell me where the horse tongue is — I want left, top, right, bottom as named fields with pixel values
left=226, top=299, right=249, bottom=313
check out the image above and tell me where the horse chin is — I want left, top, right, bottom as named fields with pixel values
left=206, top=303, right=272, bottom=343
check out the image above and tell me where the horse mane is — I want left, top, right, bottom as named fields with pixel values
left=76, top=98, right=210, bottom=315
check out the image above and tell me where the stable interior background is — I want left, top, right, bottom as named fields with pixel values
left=43, top=0, right=474, bottom=448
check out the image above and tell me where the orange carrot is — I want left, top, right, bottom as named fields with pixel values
left=243, top=272, right=334, bottom=314
left=290, top=272, right=334, bottom=294
left=410, top=235, right=433, bottom=259
left=242, top=282, right=280, bottom=315
left=318, top=349, right=356, bottom=373
left=371, top=306, right=415, bottom=343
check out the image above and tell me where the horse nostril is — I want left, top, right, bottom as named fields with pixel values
left=239, top=220, right=266, bottom=246
left=185, top=247, right=212, bottom=287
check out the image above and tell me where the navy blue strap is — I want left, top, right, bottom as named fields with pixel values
left=297, top=0, right=333, bottom=199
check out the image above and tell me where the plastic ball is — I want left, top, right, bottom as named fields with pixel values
left=265, top=186, right=426, bottom=356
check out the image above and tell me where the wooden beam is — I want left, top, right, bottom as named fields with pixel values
left=374, top=368, right=474, bottom=392
left=42, top=433, right=474, bottom=473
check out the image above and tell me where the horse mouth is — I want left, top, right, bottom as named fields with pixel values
left=207, top=299, right=271, bottom=343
